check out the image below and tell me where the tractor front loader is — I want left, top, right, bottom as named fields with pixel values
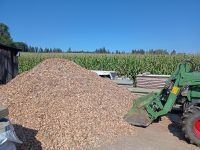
left=124, top=60, right=200, bottom=146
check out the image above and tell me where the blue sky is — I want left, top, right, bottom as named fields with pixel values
left=1, top=0, right=200, bottom=53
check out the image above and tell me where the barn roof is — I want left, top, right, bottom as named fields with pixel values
left=0, top=43, right=21, bottom=53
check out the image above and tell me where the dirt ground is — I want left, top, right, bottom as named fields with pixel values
left=93, top=112, right=200, bottom=150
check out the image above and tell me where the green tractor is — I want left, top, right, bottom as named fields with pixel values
left=124, top=60, right=200, bottom=146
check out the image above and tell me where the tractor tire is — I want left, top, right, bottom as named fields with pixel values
left=182, top=105, right=200, bottom=146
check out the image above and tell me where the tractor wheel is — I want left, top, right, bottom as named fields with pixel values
left=182, top=105, right=200, bottom=146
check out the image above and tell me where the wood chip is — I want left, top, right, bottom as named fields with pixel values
left=0, top=58, right=135, bottom=150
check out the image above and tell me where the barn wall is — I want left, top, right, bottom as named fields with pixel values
left=5, top=50, right=13, bottom=83
left=0, top=48, right=18, bottom=84
left=0, top=49, right=5, bottom=84
left=12, top=55, right=18, bottom=78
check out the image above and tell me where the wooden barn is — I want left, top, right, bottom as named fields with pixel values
left=0, top=43, right=20, bottom=84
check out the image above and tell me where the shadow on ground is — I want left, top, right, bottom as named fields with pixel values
left=13, top=124, right=42, bottom=150
left=167, top=112, right=189, bottom=143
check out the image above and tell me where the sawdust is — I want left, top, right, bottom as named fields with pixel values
left=0, top=58, right=135, bottom=150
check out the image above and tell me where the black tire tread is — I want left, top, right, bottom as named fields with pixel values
left=182, top=105, right=200, bottom=146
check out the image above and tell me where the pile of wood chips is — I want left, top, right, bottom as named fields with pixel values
left=0, top=59, right=135, bottom=150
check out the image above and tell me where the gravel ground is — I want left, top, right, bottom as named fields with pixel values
left=0, top=59, right=135, bottom=150
left=93, top=114, right=199, bottom=150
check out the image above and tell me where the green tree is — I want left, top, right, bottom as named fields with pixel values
left=14, top=42, right=28, bottom=52
left=132, top=49, right=145, bottom=54
left=0, top=23, right=14, bottom=46
left=95, top=47, right=110, bottom=53
left=171, top=50, right=176, bottom=55
left=148, top=49, right=169, bottom=55
left=67, top=47, right=72, bottom=53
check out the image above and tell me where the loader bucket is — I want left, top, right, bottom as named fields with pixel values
left=124, top=93, right=158, bottom=127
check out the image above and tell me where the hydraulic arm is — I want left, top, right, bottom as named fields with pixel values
left=124, top=60, right=200, bottom=126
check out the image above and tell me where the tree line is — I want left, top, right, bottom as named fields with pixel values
left=0, top=22, right=177, bottom=55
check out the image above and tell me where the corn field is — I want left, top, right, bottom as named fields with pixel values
left=19, top=53, right=200, bottom=81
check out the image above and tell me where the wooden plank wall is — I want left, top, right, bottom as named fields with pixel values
left=113, top=74, right=170, bottom=97
left=0, top=48, right=18, bottom=84
left=12, top=54, right=18, bottom=78
left=136, top=75, right=170, bottom=89
left=0, top=49, right=5, bottom=84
